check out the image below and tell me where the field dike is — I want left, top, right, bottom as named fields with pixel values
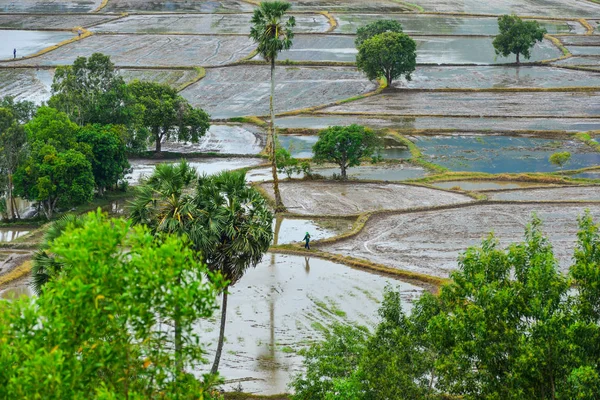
left=93, top=0, right=110, bottom=13
left=0, top=260, right=31, bottom=287
left=3, top=27, right=93, bottom=62
left=176, top=67, right=206, bottom=91
left=320, top=11, right=338, bottom=33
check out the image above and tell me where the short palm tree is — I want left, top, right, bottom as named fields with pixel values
left=250, top=1, right=295, bottom=213
left=192, top=170, right=273, bottom=374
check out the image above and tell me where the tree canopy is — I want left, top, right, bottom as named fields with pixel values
left=356, top=31, right=417, bottom=87
left=355, top=19, right=404, bottom=47
left=128, top=81, right=210, bottom=154
left=493, top=14, right=547, bottom=64
left=312, top=124, right=381, bottom=180
left=0, top=106, right=28, bottom=219
left=549, top=151, right=571, bottom=170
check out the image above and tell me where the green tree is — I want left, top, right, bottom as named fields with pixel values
left=0, top=211, right=225, bottom=398
left=312, top=124, right=381, bottom=180
left=77, top=124, right=130, bottom=195
left=493, top=15, right=547, bottom=64
left=276, top=146, right=299, bottom=179
left=356, top=31, right=417, bottom=87
left=250, top=1, right=296, bottom=212
left=549, top=151, right=571, bottom=171
left=0, top=107, right=28, bottom=219
left=0, top=95, right=36, bottom=123
left=13, top=107, right=95, bottom=219
left=128, top=81, right=210, bottom=154
left=355, top=19, right=403, bottom=47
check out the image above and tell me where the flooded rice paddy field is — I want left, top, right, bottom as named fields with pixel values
left=273, top=217, right=353, bottom=245
left=197, top=253, right=424, bottom=394
left=0, top=14, right=117, bottom=29
left=0, top=0, right=103, bottom=13
left=322, top=91, right=600, bottom=117
left=320, top=204, right=600, bottom=278
left=432, top=180, right=560, bottom=191
left=91, top=13, right=330, bottom=34
left=485, top=186, right=600, bottom=201
left=271, top=35, right=560, bottom=64
left=335, top=14, right=586, bottom=35
left=412, top=134, right=600, bottom=173
left=157, top=124, right=265, bottom=154
left=0, top=68, right=53, bottom=103
left=0, top=30, right=74, bottom=60
left=180, top=65, right=375, bottom=118
left=12, top=34, right=256, bottom=67
left=282, top=0, right=410, bottom=11
left=117, top=68, right=202, bottom=89
left=126, top=157, right=264, bottom=184
left=261, top=181, right=474, bottom=215
left=312, top=164, right=428, bottom=181
left=103, top=0, right=254, bottom=12
left=554, top=56, right=600, bottom=66
left=276, top=115, right=600, bottom=132
left=569, top=47, right=600, bottom=57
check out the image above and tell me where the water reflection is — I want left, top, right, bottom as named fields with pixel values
left=0, top=229, right=30, bottom=242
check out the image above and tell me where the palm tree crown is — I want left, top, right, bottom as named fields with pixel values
left=250, top=1, right=296, bottom=63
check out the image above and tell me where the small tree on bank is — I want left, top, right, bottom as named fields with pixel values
left=355, top=19, right=404, bottom=47
left=356, top=31, right=417, bottom=87
left=493, top=14, right=546, bottom=64
left=250, top=1, right=295, bottom=212
left=549, top=151, right=571, bottom=171
left=313, top=125, right=382, bottom=180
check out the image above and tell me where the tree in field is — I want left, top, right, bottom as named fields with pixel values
left=250, top=1, right=296, bottom=212
left=276, top=146, right=299, bottom=179
left=0, top=211, right=225, bottom=398
left=0, top=107, right=28, bottom=220
left=549, top=151, right=571, bottom=171
left=128, top=81, right=210, bottom=154
left=193, top=170, right=273, bottom=374
left=13, top=107, right=95, bottom=219
left=356, top=31, right=416, bottom=87
left=493, top=15, right=546, bottom=64
left=77, top=124, right=130, bottom=195
left=355, top=19, right=403, bottom=47
left=312, top=124, right=381, bottom=180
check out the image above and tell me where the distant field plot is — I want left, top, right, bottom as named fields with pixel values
left=1, top=30, right=74, bottom=60
left=12, top=34, right=255, bottom=67
left=0, top=68, right=53, bottom=103
left=591, top=20, right=600, bottom=33
left=432, top=181, right=557, bottom=191
left=412, top=134, right=600, bottom=173
left=403, top=0, right=600, bottom=18
left=91, top=13, right=329, bottom=34
left=103, top=0, right=254, bottom=12
left=0, top=0, right=103, bottom=12
left=158, top=124, right=265, bottom=154
left=276, top=115, right=600, bottom=132
left=272, top=35, right=561, bottom=64
left=335, top=14, right=586, bottom=36
left=180, top=65, right=375, bottom=118
left=260, top=181, right=473, bottom=215
left=320, top=204, right=600, bottom=278
left=283, top=0, right=410, bottom=11
left=117, top=68, right=200, bottom=88
left=0, top=14, right=117, bottom=29
left=321, top=91, right=600, bottom=117
left=559, top=36, right=600, bottom=46
left=554, top=56, right=600, bottom=66
left=569, top=47, right=600, bottom=56
left=486, top=186, right=600, bottom=201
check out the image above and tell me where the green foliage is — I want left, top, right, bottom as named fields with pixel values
left=356, top=31, right=416, bottom=87
left=294, top=214, right=600, bottom=399
left=355, top=19, right=403, bottom=47
left=0, top=105, right=28, bottom=219
left=493, top=15, right=547, bottom=64
left=249, top=1, right=296, bottom=64
left=312, top=125, right=382, bottom=179
left=0, top=95, right=36, bottom=123
left=14, top=107, right=95, bottom=219
left=0, top=210, right=226, bottom=398
left=276, top=147, right=299, bottom=179
left=77, top=124, right=130, bottom=195
left=128, top=81, right=210, bottom=153
left=549, top=151, right=572, bottom=170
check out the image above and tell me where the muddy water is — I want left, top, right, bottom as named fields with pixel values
left=413, top=135, right=600, bottom=173
left=196, top=253, right=424, bottom=394
left=432, top=180, right=556, bottom=191
left=273, top=217, right=352, bottom=245
left=1, top=30, right=74, bottom=60
left=0, top=229, right=30, bottom=242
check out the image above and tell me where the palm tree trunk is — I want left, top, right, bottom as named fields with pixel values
left=6, top=174, right=14, bottom=220
left=211, top=289, right=228, bottom=374
left=269, top=59, right=284, bottom=212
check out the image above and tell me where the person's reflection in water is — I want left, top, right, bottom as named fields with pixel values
left=304, top=256, right=310, bottom=275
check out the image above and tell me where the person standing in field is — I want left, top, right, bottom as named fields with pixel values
left=13, top=48, right=16, bottom=59
left=303, top=232, right=311, bottom=250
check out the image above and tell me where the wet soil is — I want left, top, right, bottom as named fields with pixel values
left=0, top=0, right=103, bottom=13
left=485, top=186, right=600, bottom=201
left=0, top=14, right=117, bottom=29
left=432, top=180, right=559, bottom=191
left=103, top=0, right=254, bottom=13
left=157, top=124, right=265, bottom=154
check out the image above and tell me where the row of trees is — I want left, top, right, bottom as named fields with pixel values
left=292, top=214, right=600, bottom=399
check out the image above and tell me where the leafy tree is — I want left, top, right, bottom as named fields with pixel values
left=312, top=124, right=381, bottom=180
left=13, top=107, right=95, bottom=219
left=77, top=124, right=130, bottom=195
left=0, top=211, right=225, bottom=398
left=355, top=19, right=403, bottom=47
left=356, top=31, right=417, bottom=87
left=250, top=1, right=296, bottom=212
left=493, top=14, right=547, bottom=64
left=0, top=107, right=28, bottom=219
left=276, top=146, right=299, bottom=179
left=0, top=95, right=36, bottom=123
left=549, top=151, right=571, bottom=171
left=128, top=81, right=210, bottom=154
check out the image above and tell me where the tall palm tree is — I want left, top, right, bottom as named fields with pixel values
left=129, top=160, right=198, bottom=373
left=250, top=1, right=295, bottom=213
left=192, top=170, right=273, bottom=374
